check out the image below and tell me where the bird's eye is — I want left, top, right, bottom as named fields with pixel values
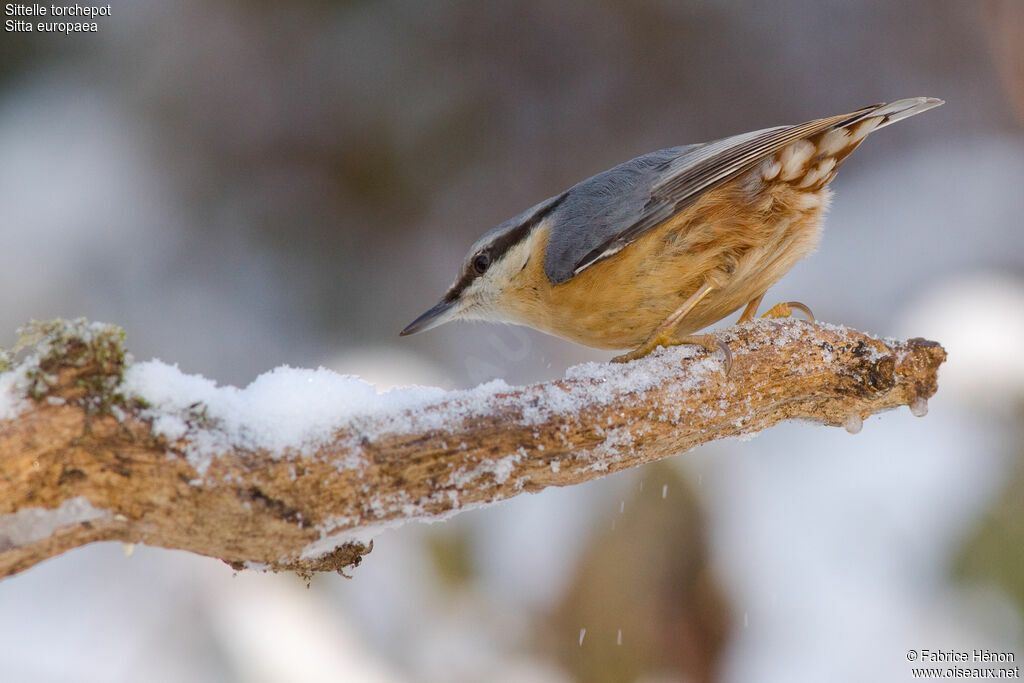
left=472, top=252, right=491, bottom=275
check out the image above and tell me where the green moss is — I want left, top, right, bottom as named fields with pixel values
left=425, top=526, right=476, bottom=588
left=954, top=451, right=1024, bottom=616
left=5, top=318, right=130, bottom=415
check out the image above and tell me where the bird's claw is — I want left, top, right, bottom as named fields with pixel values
left=762, top=300, right=815, bottom=323
left=613, top=333, right=732, bottom=376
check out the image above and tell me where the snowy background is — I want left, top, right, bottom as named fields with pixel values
left=1, top=1, right=1023, bottom=681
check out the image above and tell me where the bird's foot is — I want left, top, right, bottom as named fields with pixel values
left=761, top=300, right=815, bottom=323
left=613, top=333, right=732, bottom=375
left=611, top=332, right=675, bottom=364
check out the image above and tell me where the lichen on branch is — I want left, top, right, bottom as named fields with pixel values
left=0, top=318, right=946, bottom=580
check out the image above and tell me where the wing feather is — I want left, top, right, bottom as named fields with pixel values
left=542, top=104, right=884, bottom=284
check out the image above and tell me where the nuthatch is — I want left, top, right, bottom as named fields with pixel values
left=401, top=97, right=942, bottom=372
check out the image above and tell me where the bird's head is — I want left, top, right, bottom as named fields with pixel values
left=399, top=196, right=562, bottom=337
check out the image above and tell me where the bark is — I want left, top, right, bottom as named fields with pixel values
left=0, top=319, right=945, bottom=580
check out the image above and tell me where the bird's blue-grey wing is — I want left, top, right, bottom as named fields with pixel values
left=542, top=104, right=885, bottom=284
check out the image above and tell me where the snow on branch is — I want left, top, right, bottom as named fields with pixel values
left=0, top=318, right=945, bottom=579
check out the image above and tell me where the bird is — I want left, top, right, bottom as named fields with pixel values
left=401, top=97, right=943, bottom=372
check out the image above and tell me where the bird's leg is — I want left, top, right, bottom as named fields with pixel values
left=761, top=301, right=815, bottom=323
left=736, top=293, right=765, bottom=323
left=613, top=282, right=727, bottom=366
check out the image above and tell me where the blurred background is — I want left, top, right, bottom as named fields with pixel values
left=1, top=1, right=1023, bottom=681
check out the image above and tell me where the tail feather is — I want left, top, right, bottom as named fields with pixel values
left=766, top=97, right=943, bottom=191
left=864, top=97, right=945, bottom=130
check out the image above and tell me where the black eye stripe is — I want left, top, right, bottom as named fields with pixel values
left=444, top=191, right=569, bottom=302
left=486, top=191, right=569, bottom=265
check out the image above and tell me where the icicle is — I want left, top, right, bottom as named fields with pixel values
left=910, top=396, right=928, bottom=418
left=844, top=413, right=863, bottom=435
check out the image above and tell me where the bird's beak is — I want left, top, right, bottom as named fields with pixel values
left=400, top=298, right=459, bottom=336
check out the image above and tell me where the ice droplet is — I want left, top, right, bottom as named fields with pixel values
left=617, top=629, right=622, bottom=646
left=579, top=628, right=586, bottom=646
left=910, top=397, right=928, bottom=418
left=661, top=484, right=668, bottom=499
left=619, top=500, right=624, bottom=514
left=844, top=413, right=863, bottom=434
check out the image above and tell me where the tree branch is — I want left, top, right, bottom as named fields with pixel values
left=0, top=319, right=945, bottom=580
